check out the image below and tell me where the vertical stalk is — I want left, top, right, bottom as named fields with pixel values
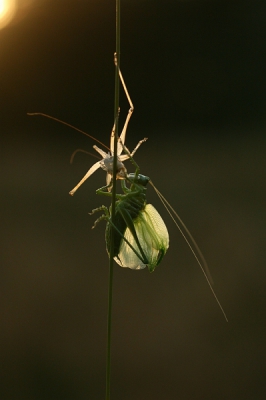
left=106, top=1, right=120, bottom=399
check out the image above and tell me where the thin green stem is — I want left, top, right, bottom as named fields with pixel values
left=106, top=1, right=120, bottom=399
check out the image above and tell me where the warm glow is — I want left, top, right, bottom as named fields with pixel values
left=0, top=0, right=17, bottom=30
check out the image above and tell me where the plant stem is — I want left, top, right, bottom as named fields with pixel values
left=106, top=1, right=120, bottom=399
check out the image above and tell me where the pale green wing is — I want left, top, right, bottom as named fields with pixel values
left=141, top=204, right=169, bottom=251
left=115, top=204, right=169, bottom=272
left=114, top=225, right=147, bottom=270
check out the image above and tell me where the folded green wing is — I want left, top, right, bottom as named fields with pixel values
left=115, top=204, right=169, bottom=272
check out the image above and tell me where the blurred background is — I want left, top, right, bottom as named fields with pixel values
left=1, top=0, right=266, bottom=399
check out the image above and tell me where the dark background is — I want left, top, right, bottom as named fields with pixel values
left=1, top=0, right=266, bottom=399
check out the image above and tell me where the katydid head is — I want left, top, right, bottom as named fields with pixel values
left=127, top=173, right=150, bottom=187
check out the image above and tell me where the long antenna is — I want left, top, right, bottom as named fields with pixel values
left=27, top=112, right=110, bottom=151
left=150, top=181, right=228, bottom=322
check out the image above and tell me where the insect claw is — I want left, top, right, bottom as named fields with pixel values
left=90, top=206, right=109, bottom=229
left=91, top=217, right=102, bottom=229
left=89, top=205, right=108, bottom=216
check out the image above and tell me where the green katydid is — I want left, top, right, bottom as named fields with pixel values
left=28, top=55, right=227, bottom=321
left=67, top=55, right=228, bottom=321
left=68, top=54, right=170, bottom=272
left=90, top=170, right=169, bottom=273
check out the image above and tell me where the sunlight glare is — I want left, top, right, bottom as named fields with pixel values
left=0, top=0, right=17, bottom=29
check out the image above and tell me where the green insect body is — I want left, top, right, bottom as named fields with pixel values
left=92, top=173, right=169, bottom=272
left=64, top=54, right=227, bottom=319
left=29, top=58, right=227, bottom=319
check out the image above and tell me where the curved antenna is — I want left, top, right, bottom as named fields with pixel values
left=27, top=112, right=110, bottom=151
left=150, top=180, right=228, bottom=322
left=70, top=149, right=100, bottom=164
